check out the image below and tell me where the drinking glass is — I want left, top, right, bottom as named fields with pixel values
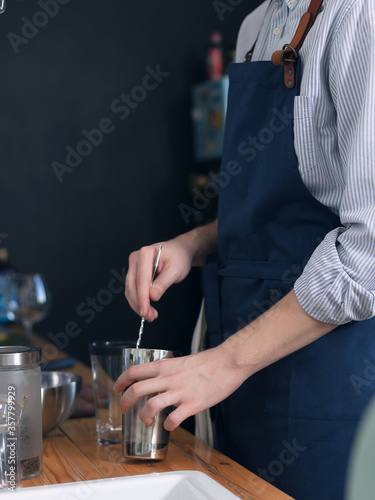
left=5, top=274, right=50, bottom=344
left=89, top=340, right=135, bottom=444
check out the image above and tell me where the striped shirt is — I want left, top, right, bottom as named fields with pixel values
left=235, top=0, right=375, bottom=324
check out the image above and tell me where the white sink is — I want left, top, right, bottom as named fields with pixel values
left=8, top=471, right=240, bottom=499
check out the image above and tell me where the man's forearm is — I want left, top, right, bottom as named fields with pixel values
left=175, top=223, right=335, bottom=379
left=175, top=220, right=218, bottom=267
left=221, top=289, right=338, bottom=379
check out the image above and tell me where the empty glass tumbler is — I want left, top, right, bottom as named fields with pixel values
left=89, top=341, right=134, bottom=444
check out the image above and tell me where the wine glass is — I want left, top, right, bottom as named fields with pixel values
left=5, top=273, right=51, bottom=344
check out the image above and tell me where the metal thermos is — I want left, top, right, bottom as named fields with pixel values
left=0, top=346, right=43, bottom=480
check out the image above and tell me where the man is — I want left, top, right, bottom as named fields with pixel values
left=114, top=1, right=375, bottom=498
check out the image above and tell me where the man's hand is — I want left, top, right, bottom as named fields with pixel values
left=113, top=345, right=248, bottom=431
left=125, top=240, right=193, bottom=322
left=114, top=290, right=337, bottom=431
left=124, top=221, right=218, bottom=322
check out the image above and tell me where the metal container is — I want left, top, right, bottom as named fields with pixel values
left=0, top=346, right=43, bottom=479
left=41, top=371, right=82, bottom=436
left=122, top=348, right=180, bottom=460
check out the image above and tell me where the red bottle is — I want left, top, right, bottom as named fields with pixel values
left=206, top=32, right=223, bottom=80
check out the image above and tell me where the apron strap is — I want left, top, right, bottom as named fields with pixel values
left=272, top=0, right=324, bottom=88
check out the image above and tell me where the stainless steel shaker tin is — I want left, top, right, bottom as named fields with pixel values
left=122, top=348, right=180, bottom=460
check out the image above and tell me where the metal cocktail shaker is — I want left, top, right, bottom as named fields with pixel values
left=122, top=348, right=180, bottom=460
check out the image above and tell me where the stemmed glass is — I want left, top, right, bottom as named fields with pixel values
left=5, top=274, right=51, bottom=345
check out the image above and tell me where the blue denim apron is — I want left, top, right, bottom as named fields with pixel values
left=203, top=34, right=375, bottom=500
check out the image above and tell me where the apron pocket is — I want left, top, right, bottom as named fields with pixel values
left=218, top=260, right=295, bottom=339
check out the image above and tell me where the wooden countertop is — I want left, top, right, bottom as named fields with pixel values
left=21, top=334, right=294, bottom=499
left=23, top=417, right=294, bottom=500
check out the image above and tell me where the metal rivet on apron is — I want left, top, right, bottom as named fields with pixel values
left=269, top=289, right=275, bottom=296
left=288, top=69, right=292, bottom=76
left=288, top=80, right=293, bottom=87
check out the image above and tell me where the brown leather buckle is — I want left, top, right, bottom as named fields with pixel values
left=280, top=44, right=299, bottom=64
left=271, top=0, right=324, bottom=88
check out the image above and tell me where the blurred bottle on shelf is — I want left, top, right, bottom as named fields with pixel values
left=192, top=33, right=229, bottom=164
left=188, top=34, right=236, bottom=227
left=206, top=32, right=223, bottom=80
left=0, top=249, right=13, bottom=325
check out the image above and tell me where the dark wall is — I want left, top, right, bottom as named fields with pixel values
left=0, top=0, right=261, bottom=366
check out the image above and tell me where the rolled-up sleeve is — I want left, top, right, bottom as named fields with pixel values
left=294, top=1, right=375, bottom=324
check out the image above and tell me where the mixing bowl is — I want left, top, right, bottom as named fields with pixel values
left=41, top=371, right=82, bottom=436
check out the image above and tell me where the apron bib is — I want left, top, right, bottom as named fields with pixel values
left=203, top=2, right=375, bottom=499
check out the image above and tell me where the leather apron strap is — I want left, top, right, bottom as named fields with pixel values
left=272, top=0, right=324, bottom=88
